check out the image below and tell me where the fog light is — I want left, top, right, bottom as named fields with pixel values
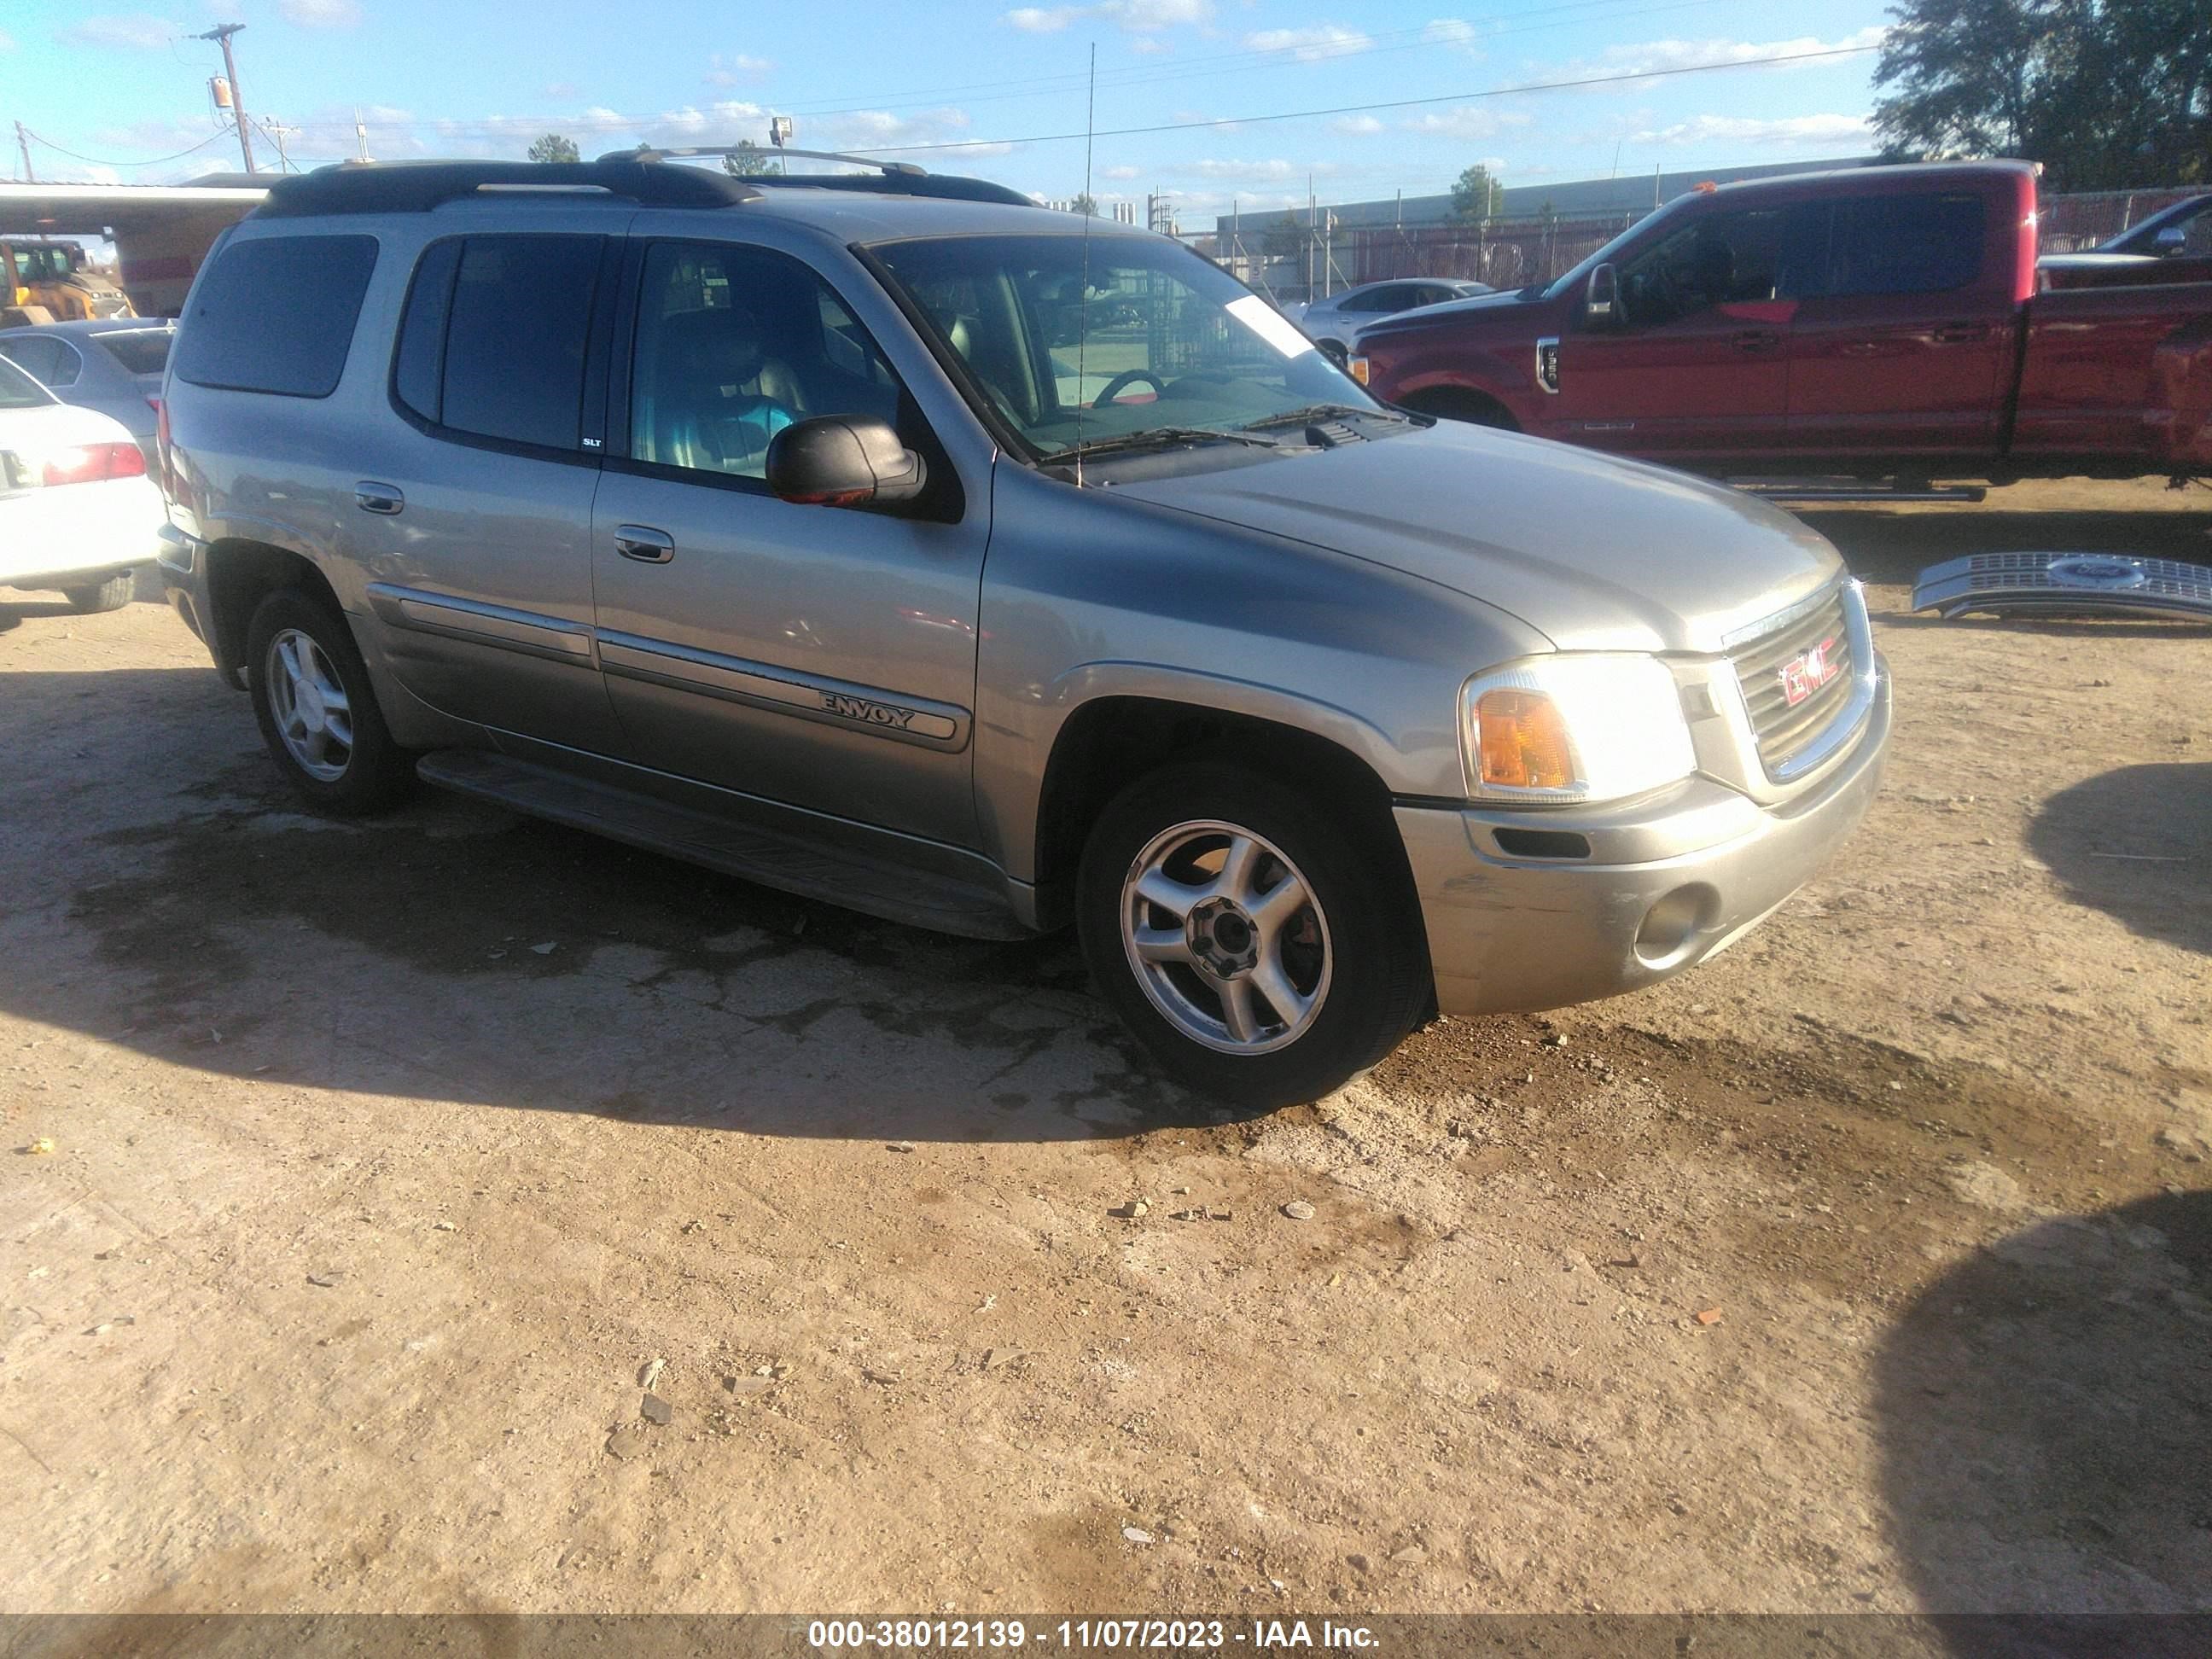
left=1634, top=885, right=1716, bottom=967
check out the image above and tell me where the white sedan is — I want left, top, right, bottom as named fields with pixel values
left=0, top=350, right=163, bottom=612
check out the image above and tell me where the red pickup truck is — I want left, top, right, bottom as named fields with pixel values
left=1348, top=161, right=2212, bottom=484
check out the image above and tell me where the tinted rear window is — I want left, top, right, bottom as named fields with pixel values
left=1828, top=194, right=1986, bottom=296
left=432, top=235, right=602, bottom=451
left=96, top=330, right=172, bottom=375
left=172, top=234, right=378, bottom=397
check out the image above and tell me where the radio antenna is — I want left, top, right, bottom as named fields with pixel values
left=1074, top=41, right=1096, bottom=488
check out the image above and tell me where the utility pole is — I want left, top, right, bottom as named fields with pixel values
left=353, top=109, right=370, bottom=162
left=14, top=121, right=34, bottom=183
left=259, top=117, right=300, bottom=172
left=195, top=24, right=257, bottom=175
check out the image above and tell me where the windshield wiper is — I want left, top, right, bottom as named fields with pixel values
left=1039, top=427, right=1284, bottom=465
left=1237, top=403, right=1408, bottom=433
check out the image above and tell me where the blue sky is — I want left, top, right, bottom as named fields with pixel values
left=3, top=0, right=1892, bottom=222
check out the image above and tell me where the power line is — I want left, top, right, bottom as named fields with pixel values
left=183, top=0, right=1768, bottom=143
left=21, top=125, right=234, bottom=167
left=847, top=44, right=1889, bottom=154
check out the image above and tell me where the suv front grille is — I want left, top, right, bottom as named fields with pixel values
left=1731, top=585, right=1857, bottom=776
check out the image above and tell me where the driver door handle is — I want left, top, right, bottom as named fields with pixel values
left=614, top=525, right=674, bottom=564
left=354, top=481, right=405, bottom=515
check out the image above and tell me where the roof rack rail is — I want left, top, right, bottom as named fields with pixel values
left=613, top=144, right=928, bottom=176
left=602, top=144, right=1038, bottom=208
left=254, top=159, right=758, bottom=218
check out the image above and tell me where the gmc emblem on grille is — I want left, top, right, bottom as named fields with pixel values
left=1778, top=637, right=1842, bottom=707
left=823, top=691, right=918, bottom=731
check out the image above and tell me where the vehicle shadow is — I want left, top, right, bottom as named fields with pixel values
left=2026, top=763, right=2212, bottom=957
left=1797, top=506, right=2212, bottom=589
left=1873, top=1189, right=2212, bottom=1645
left=0, top=667, right=1245, bottom=1143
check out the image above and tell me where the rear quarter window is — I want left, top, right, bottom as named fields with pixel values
left=96, top=330, right=172, bottom=375
left=172, top=234, right=379, bottom=397
left=1828, top=194, right=1987, bottom=297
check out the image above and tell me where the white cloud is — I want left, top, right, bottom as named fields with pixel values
left=1130, top=35, right=1167, bottom=53
left=1101, top=163, right=1142, bottom=178
left=544, top=82, right=579, bottom=99
left=1004, top=0, right=1210, bottom=35
left=1631, top=112, right=1874, bottom=147
left=1423, top=18, right=1477, bottom=49
left=279, top=0, right=361, bottom=28
left=57, top=14, right=183, bottom=51
left=0, top=27, right=16, bottom=50
left=1402, top=105, right=1534, bottom=140
left=1330, top=114, right=1383, bottom=136
left=1170, top=157, right=1346, bottom=184
left=1570, top=26, right=1889, bottom=86
left=1244, top=24, right=1371, bottom=62
left=704, top=51, right=773, bottom=85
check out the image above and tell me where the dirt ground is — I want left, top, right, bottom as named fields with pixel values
left=2, top=478, right=2208, bottom=1624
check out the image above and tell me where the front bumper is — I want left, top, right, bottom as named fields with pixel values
left=1398, top=654, right=1890, bottom=1017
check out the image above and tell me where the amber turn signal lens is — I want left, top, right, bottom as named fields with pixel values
left=1476, top=688, right=1575, bottom=790
left=1346, top=356, right=1371, bottom=386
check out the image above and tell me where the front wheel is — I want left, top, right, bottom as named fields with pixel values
left=245, top=586, right=416, bottom=814
left=1077, top=765, right=1430, bottom=1110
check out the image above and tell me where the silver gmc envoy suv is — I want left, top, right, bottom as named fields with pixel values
left=159, top=153, right=1890, bottom=1109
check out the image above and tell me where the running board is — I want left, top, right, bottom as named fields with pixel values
left=1729, top=479, right=1988, bottom=504
left=415, top=749, right=1031, bottom=940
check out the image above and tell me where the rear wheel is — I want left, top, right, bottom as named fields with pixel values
left=62, top=573, right=134, bottom=614
left=1077, top=764, right=1429, bottom=1110
left=245, top=586, right=415, bottom=814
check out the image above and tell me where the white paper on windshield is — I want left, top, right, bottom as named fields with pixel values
left=1225, top=294, right=1317, bottom=359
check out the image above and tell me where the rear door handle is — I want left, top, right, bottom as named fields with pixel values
left=1933, top=322, right=1990, bottom=344
left=614, top=524, right=675, bottom=563
left=1730, top=329, right=1781, bottom=353
left=354, top=480, right=404, bottom=515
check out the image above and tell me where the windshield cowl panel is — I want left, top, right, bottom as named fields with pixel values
left=869, top=231, right=1388, bottom=468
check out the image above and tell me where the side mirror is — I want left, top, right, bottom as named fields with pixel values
left=2154, top=225, right=2188, bottom=253
left=1584, top=263, right=1621, bottom=329
left=765, top=416, right=926, bottom=508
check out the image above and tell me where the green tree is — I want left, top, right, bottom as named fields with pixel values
left=527, top=133, right=580, bottom=164
left=1069, top=192, right=1099, bottom=216
left=722, top=140, right=783, bottom=178
left=1450, top=164, right=1504, bottom=223
left=1261, top=212, right=1310, bottom=261
left=1874, top=0, right=2212, bottom=189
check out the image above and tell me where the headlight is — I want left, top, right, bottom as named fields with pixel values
left=1461, top=655, right=1697, bottom=805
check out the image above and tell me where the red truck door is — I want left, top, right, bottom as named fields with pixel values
left=1551, top=201, right=1817, bottom=461
left=1785, top=186, right=2017, bottom=457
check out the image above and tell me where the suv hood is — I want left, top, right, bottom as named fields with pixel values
left=1110, top=421, right=1844, bottom=655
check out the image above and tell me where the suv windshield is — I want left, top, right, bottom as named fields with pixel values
left=871, top=233, right=1385, bottom=458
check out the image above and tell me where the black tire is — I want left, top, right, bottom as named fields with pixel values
left=1077, top=763, right=1430, bottom=1111
left=244, top=586, right=416, bottom=814
left=62, top=573, right=134, bottom=614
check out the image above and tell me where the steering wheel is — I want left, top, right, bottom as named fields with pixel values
left=1092, top=369, right=1165, bottom=409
